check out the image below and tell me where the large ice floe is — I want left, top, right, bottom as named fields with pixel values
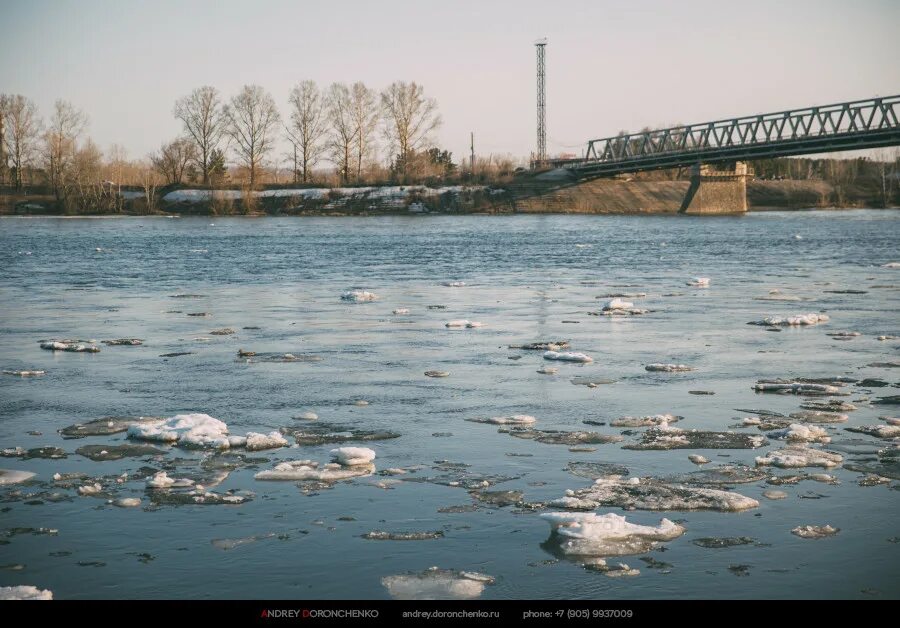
left=624, top=424, right=767, bottom=450
left=341, top=290, right=378, bottom=302
left=444, top=320, right=483, bottom=328
left=543, top=350, right=593, bottom=363
left=39, top=339, right=100, bottom=353
left=791, top=525, right=839, bottom=539
left=500, top=426, right=623, bottom=446
left=550, top=476, right=759, bottom=512
left=753, top=380, right=847, bottom=396
left=755, top=446, right=843, bottom=469
left=382, top=567, right=494, bottom=600
left=0, top=469, right=36, bottom=485
left=255, top=447, right=376, bottom=481
left=768, top=424, right=832, bottom=444
left=60, top=416, right=164, bottom=439
left=466, top=415, right=537, bottom=426
left=284, top=421, right=400, bottom=445
left=846, top=424, right=900, bottom=439
left=0, top=585, right=53, bottom=600
left=610, top=414, right=682, bottom=428
left=244, top=431, right=290, bottom=451
left=599, top=298, right=649, bottom=316
left=540, top=512, right=685, bottom=557
left=645, top=364, right=694, bottom=373
left=686, top=277, right=710, bottom=287
left=748, top=313, right=829, bottom=326
left=509, top=341, right=571, bottom=351
left=128, top=414, right=235, bottom=449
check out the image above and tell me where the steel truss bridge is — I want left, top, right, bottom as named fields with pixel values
left=542, top=94, right=900, bottom=178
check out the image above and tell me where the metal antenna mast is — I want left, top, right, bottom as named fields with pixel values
left=535, top=38, right=547, bottom=163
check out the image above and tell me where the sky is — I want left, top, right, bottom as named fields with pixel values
left=1, top=0, right=898, bottom=167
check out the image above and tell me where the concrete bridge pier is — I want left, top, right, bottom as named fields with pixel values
left=680, top=161, right=750, bottom=214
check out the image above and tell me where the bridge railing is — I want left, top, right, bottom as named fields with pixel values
left=546, top=95, right=899, bottom=171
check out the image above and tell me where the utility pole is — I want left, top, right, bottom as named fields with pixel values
left=535, top=38, right=547, bottom=164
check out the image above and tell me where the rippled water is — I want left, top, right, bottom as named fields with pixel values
left=0, top=211, right=898, bottom=599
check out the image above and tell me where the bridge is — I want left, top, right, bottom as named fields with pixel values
left=541, top=94, right=900, bottom=177
left=519, top=94, right=900, bottom=214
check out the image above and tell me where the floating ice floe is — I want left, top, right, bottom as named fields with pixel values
left=611, top=414, right=682, bottom=428
left=75, top=444, right=167, bottom=461
left=550, top=477, right=759, bottom=512
left=112, top=497, right=142, bottom=508
left=444, top=320, right=483, bottom=328
left=382, top=567, right=494, bottom=600
left=541, top=512, right=685, bottom=557
left=509, top=341, right=570, bottom=351
left=128, top=413, right=232, bottom=449
left=800, top=400, right=856, bottom=412
left=254, top=460, right=374, bottom=482
left=209, top=328, right=235, bottom=335
left=567, top=461, right=630, bottom=479
left=877, top=335, right=898, bottom=341
left=544, top=351, right=593, bottom=363
left=330, top=447, right=376, bottom=465
left=688, top=455, right=710, bottom=464
left=60, top=416, right=162, bottom=439
left=755, top=446, right=843, bottom=469
left=660, top=464, right=767, bottom=486
left=424, top=370, right=449, bottom=378
left=881, top=262, right=900, bottom=268
left=645, top=364, right=694, bottom=373
left=826, top=331, right=860, bottom=339
left=748, top=313, right=829, bottom=326
left=598, top=298, right=649, bottom=316
left=789, top=410, right=848, bottom=424
left=341, top=290, right=379, bottom=302
left=753, top=381, right=846, bottom=396
left=502, top=427, right=623, bottom=446
left=768, top=424, right=832, bottom=444
left=146, top=472, right=181, bottom=488
left=102, top=338, right=143, bottom=346
left=294, top=412, right=318, bottom=420
left=791, top=525, right=839, bottom=539
left=467, top=415, right=537, bottom=426
left=363, top=530, right=444, bottom=540
left=624, top=425, right=767, bottom=450
left=2, top=370, right=46, bottom=377
left=39, top=340, right=100, bottom=353
left=846, top=424, right=900, bottom=439
left=763, top=490, right=788, bottom=500
left=0, top=585, right=53, bottom=600
left=0, top=469, right=36, bottom=485
left=537, top=367, right=559, bottom=374
left=286, top=421, right=399, bottom=446
left=244, top=431, right=289, bottom=451
left=77, top=483, right=103, bottom=495
left=392, top=308, right=410, bottom=315
left=442, top=281, right=466, bottom=287
left=687, top=277, right=710, bottom=287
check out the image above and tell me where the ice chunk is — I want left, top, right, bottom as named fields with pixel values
left=748, top=313, right=830, bottom=326
left=503, top=427, right=622, bottom=446
left=254, top=460, right=374, bottom=481
left=77, top=483, right=102, bottom=495
left=791, top=525, right=839, bottom=539
left=611, top=414, right=682, bottom=428
left=39, top=340, right=100, bottom=353
left=550, top=477, right=758, bottom=512
left=112, top=497, right=142, bottom=508
left=424, top=370, right=450, bottom=378
left=128, top=413, right=231, bottom=449
left=605, top=298, right=633, bottom=310
left=341, top=290, right=378, bottom=302
left=755, top=446, right=843, bottom=469
left=763, top=490, right=788, bottom=500
left=444, top=320, right=483, bottom=328
left=330, top=447, right=376, bottom=466
left=645, top=364, right=694, bottom=373
left=209, top=328, right=235, bottom=335
left=467, top=415, right=537, bottom=426
left=846, top=424, right=900, bottom=439
left=753, top=381, right=844, bottom=396
left=544, top=351, right=593, bottom=363
left=689, top=455, right=710, bottom=465
left=881, top=262, right=900, bottom=268
left=146, top=472, right=177, bottom=488
left=624, top=426, right=767, bottom=450
left=687, top=277, right=710, bottom=287
left=363, top=530, right=444, bottom=540
left=382, top=567, right=494, bottom=600
left=768, top=424, right=831, bottom=443
left=2, top=370, right=46, bottom=377
left=0, top=585, right=53, bottom=600
left=392, top=308, right=410, bottom=315
left=102, top=338, right=143, bottom=346
left=510, top=341, right=571, bottom=351
left=244, top=431, right=289, bottom=451
left=537, top=367, right=559, bottom=374
left=541, top=512, right=685, bottom=556
left=442, top=281, right=466, bottom=287
left=294, top=412, right=318, bottom=420
left=0, top=469, right=36, bottom=485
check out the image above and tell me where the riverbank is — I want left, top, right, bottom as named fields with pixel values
left=1, top=179, right=892, bottom=216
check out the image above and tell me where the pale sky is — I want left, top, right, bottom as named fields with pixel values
left=2, top=0, right=898, bottom=167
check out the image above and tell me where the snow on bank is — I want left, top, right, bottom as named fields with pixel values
left=162, top=185, right=494, bottom=205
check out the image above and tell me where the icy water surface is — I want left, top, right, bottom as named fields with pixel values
left=0, top=211, right=898, bottom=599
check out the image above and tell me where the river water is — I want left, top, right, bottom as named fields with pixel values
left=0, top=211, right=898, bottom=599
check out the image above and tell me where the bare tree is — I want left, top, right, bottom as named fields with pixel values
left=43, top=100, right=87, bottom=200
left=286, top=81, right=327, bottom=183
left=225, top=85, right=280, bottom=187
left=136, top=159, right=161, bottom=214
left=350, top=82, right=379, bottom=181
left=326, top=83, right=355, bottom=183
left=150, top=137, right=198, bottom=185
left=174, top=86, right=226, bottom=185
left=380, top=82, right=441, bottom=176
left=3, top=95, right=42, bottom=190
left=0, top=94, right=10, bottom=184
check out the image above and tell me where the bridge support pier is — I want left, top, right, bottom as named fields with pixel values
left=680, top=162, right=750, bottom=214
